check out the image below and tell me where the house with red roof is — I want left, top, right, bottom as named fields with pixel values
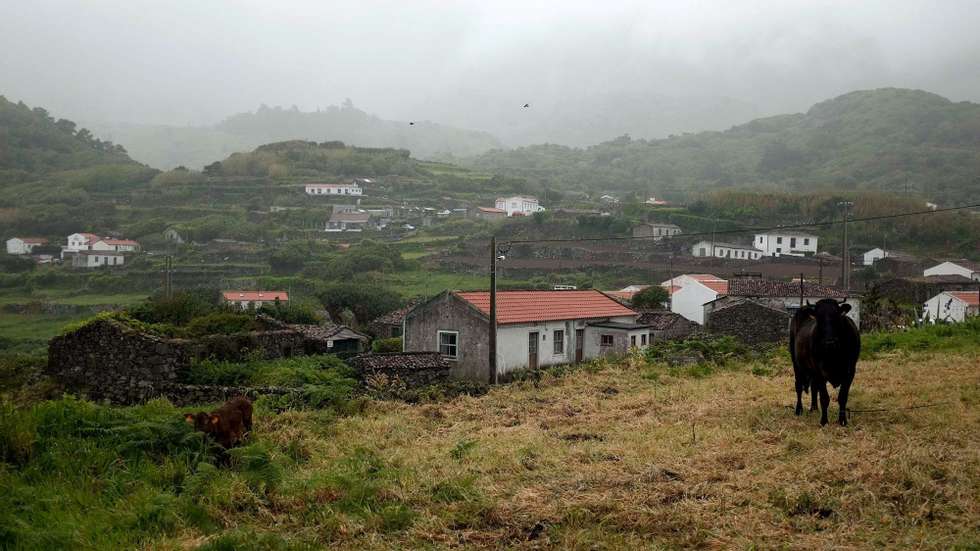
left=923, top=290, right=979, bottom=323
left=66, top=232, right=100, bottom=252
left=403, top=289, right=651, bottom=381
left=222, top=291, right=289, bottom=310
left=91, top=238, right=141, bottom=253
left=660, top=274, right=729, bottom=324
left=6, top=237, right=48, bottom=255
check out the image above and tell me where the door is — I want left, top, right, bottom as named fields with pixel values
left=528, top=332, right=539, bottom=370
left=575, top=329, right=584, bottom=363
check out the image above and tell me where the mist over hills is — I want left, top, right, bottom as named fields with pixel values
left=462, top=88, right=980, bottom=206
left=88, top=101, right=502, bottom=170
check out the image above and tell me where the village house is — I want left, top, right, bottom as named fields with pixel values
left=222, top=291, right=289, bottom=310
left=494, top=195, right=544, bottom=217
left=635, top=311, right=698, bottom=341
left=862, top=248, right=918, bottom=266
left=472, top=207, right=507, bottom=221
left=66, top=232, right=100, bottom=252
left=403, top=290, right=650, bottom=382
left=91, top=238, right=141, bottom=253
left=923, top=260, right=979, bottom=281
left=753, top=230, right=818, bottom=257
left=5, top=237, right=48, bottom=255
left=604, top=284, right=651, bottom=304
left=661, top=274, right=729, bottom=324
left=645, top=197, right=669, bottom=206
left=326, top=211, right=371, bottom=232
left=704, top=298, right=791, bottom=344
left=922, top=290, right=979, bottom=323
left=305, top=182, right=363, bottom=196
left=72, top=251, right=125, bottom=268
left=632, top=222, right=682, bottom=240
left=691, top=240, right=762, bottom=260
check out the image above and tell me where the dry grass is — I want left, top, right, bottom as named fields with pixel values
left=159, top=350, right=979, bottom=549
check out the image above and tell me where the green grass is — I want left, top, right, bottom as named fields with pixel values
left=0, top=290, right=147, bottom=306
left=377, top=269, right=526, bottom=298
left=861, top=317, right=980, bottom=359
left=0, top=312, right=81, bottom=354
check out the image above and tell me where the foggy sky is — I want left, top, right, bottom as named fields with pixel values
left=2, top=0, right=979, bottom=142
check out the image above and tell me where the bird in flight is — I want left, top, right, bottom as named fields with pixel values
left=409, top=121, right=415, bottom=125
left=522, top=103, right=530, bottom=108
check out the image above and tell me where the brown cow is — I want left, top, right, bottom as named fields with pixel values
left=184, top=396, right=253, bottom=448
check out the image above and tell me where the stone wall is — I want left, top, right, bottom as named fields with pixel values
left=705, top=299, right=790, bottom=344
left=350, top=352, right=451, bottom=387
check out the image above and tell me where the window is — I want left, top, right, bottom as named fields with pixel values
left=630, top=335, right=637, bottom=348
left=804, top=238, right=810, bottom=246
left=776, top=247, right=782, bottom=253
left=601, top=334, right=614, bottom=347
left=699, top=247, right=706, bottom=256
left=641, top=334, right=648, bottom=346
left=553, top=330, right=564, bottom=354
left=777, top=237, right=783, bottom=244
left=438, top=331, right=459, bottom=360
left=790, top=237, right=797, bottom=248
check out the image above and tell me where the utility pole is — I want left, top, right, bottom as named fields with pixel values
left=489, top=236, right=498, bottom=385
left=838, top=201, right=853, bottom=290
left=667, top=253, right=674, bottom=311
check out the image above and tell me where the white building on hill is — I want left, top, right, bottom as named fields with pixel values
left=661, top=274, right=729, bottom=324
left=923, top=261, right=979, bottom=281
left=691, top=240, right=762, bottom=260
left=305, top=182, right=363, bottom=196
left=495, top=195, right=544, bottom=216
left=6, top=237, right=48, bottom=255
left=222, top=290, right=289, bottom=310
left=753, top=231, right=818, bottom=257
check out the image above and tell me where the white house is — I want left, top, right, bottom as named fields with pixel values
left=923, top=290, right=979, bottom=323
left=305, top=182, right=363, bottom=196
left=221, top=290, right=289, bottom=310
left=91, top=238, right=140, bottom=252
left=326, top=211, right=371, bottom=232
left=691, top=240, right=762, bottom=260
left=862, top=248, right=888, bottom=266
left=495, top=195, right=544, bottom=217
left=661, top=274, right=729, bottom=324
left=403, top=290, right=651, bottom=381
left=753, top=231, right=818, bottom=257
left=923, top=261, right=980, bottom=281
left=66, top=232, right=100, bottom=252
left=71, top=251, right=125, bottom=268
left=6, top=237, right=48, bottom=255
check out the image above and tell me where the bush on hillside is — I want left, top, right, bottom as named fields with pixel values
left=632, top=286, right=669, bottom=309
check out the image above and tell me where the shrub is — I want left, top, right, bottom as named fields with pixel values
left=632, top=286, right=669, bottom=309
left=257, top=301, right=322, bottom=325
left=372, top=337, right=402, bottom=353
left=185, top=312, right=261, bottom=338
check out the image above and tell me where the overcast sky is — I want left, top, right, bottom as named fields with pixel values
left=2, top=0, right=979, bottom=136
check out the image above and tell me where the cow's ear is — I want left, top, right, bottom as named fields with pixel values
left=184, top=413, right=195, bottom=424
left=210, top=414, right=221, bottom=425
left=839, top=303, right=852, bottom=314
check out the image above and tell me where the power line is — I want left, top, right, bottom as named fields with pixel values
left=501, top=202, right=980, bottom=246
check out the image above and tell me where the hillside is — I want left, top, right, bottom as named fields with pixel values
left=89, top=101, right=503, bottom=170
left=1, top=326, right=978, bottom=548
left=463, top=88, right=980, bottom=206
left=0, top=96, right=138, bottom=184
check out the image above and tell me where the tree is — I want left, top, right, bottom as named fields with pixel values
left=318, top=283, right=401, bottom=326
left=632, top=286, right=669, bottom=310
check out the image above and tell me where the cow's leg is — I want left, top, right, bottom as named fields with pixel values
left=809, top=379, right=819, bottom=412
left=817, top=379, right=831, bottom=426
left=836, top=378, right=851, bottom=427
left=794, top=378, right=804, bottom=416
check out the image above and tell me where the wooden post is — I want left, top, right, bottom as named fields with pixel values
left=489, top=236, right=497, bottom=385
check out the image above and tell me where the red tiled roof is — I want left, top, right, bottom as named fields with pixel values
left=455, top=290, right=637, bottom=325
left=222, top=291, right=289, bottom=302
left=99, top=238, right=139, bottom=246
left=679, top=274, right=729, bottom=294
left=17, top=237, right=49, bottom=244
left=948, top=291, right=980, bottom=306
left=306, top=183, right=351, bottom=188
left=75, top=232, right=99, bottom=242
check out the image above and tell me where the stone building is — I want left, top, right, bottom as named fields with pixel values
left=704, top=298, right=790, bottom=344
left=636, top=311, right=698, bottom=341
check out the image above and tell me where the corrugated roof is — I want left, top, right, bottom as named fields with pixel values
left=455, top=290, right=637, bottom=325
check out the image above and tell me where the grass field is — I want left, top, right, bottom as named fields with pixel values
left=0, top=290, right=147, bottom=306
left=2, top=338, right=977, bottom=549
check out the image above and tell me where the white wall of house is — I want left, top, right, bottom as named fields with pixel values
left=923, top=293, right=976, bottom=322
left=91, top=240, right=139, bottom=252
left=754, top=232, right=818, bottom=257
left=76, top=253, right=124, bottom=268
left=670, top=282, right=720, bottom=324
left=691, top=240, right=762, bottom=260
left=493, top=315, right=638, bottom=376
left=6, top=238, right=38, bottom=255
left=305, top=183, right=362, bottom=196
left=66, top=233, right=94, bottom=252
left=923, top=261, right=979, bottom=281
left=227, top=299, right=282, bottom=310
left=863, top=248, right=889, bottom=266
left=495, top=196, right=543, bottom=216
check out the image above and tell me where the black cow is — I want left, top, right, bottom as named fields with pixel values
left=789, top=303, right=818, bottom=416
left=792, top=299, right=861, bottom=426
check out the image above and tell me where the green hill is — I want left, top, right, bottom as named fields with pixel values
left=0, top=95, right=138, bottom=183
left=462, top=88, right=980, bottom=205
left=89, top=101, right=503, bottom=170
